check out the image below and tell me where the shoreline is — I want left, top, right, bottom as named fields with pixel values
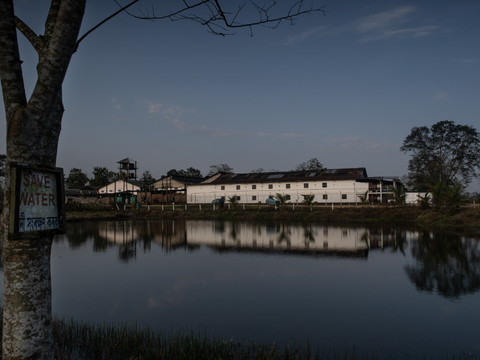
left=65, top=204, right=480, bottom=236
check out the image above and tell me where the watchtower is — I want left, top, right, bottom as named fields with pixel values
left=117, top=158, right=138, bottom=181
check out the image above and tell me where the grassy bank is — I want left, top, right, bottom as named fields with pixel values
left=51, top=318, right=477, bottom=360
left=65, top=204, right=480, bottom=234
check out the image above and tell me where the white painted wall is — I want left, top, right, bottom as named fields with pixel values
left=98, top=180, right=140, bottom=194
left=187, top=180, right=369, bottom=204
left=405, top=192, right=429, bottom=204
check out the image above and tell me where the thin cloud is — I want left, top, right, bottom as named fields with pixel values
left=433, top=92, right=448, bottom=101
left=323, top=136, right=390, bottom=149
left=358, top=25, right=437, bottom=42
left=110, top=97, right=121, bottom=110
left=145, top=101, right=307, bottom=139
left=356, top=6, right=416, bottom=32
left=285, top=27, right=325, bottom=45
left=353, top=6, right=438, bottom=42
left=455, top=59, right=476, bottom=64
left=289, top=6, right=438, bottom=44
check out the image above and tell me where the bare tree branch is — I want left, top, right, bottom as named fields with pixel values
left=116, top=0, right=326, bottom=36
left=14, top=16, right=44, bottom=53
left=76, top=0, right=141, bottom=49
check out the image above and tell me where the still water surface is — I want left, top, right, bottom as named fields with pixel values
left=4, top=220, right=480, bottom=357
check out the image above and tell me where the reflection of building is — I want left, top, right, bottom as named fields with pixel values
left=92, top=220, right=415, bottom=261
left=151, top=220, right=188, bottom=251
left=98, top=221, right=139, bottom=244
left=187, top=169, right=401, bottom=204
left=186, top=220, right=370, bottom=258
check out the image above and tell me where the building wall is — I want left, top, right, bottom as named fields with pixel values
left=187, top=180, right=370, bottom=204
left=98, top=180, right=140, bottom=195
left=405, top=192, right=428, bottom=204
left=152, top=177, right=187, bottom=190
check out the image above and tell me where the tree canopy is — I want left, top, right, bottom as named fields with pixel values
left=400, top=120, right=480, bottom=189
left=294, top=158, right=324, bottom=171
left=207, top=163, right=234, bottom=176
left=65, top=168, right=89, bottom=189
left=89, top=167, right=117, bottom=187
left=166, top=167, right=202, bottom=178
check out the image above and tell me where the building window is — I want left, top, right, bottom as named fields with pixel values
left=221, top=186, right=225, bottom=190
left=342, top=194, right=347, bottom=200
left=252, top=185, right=256, bottom=189
left=304, top=183, right=309, bottom=188
left=252, top=196, right=257, bottom=201
left=322, top=183, right=327, bottom=188
left=286, top=184, right=291, bottom=189
left=236, top=196, right=241, bottom=200
left=109, top=190, right=113, bottom=193
left=286, top=195, right=291, bottom=200
left=268, top=184, right=273, bottom=189
left=323, top=194, right=328, bottom=200
left=101, top=190, right=105, bottom=193
left=236, top=185, right=240, bottom=190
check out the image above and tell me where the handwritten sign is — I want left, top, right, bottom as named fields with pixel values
left=18, top=170, right=59, bottom=232
left=9, top=164, right=66, bottom=239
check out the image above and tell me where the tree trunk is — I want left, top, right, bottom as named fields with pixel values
left=1, top=238, right=54, bottom=360
left=0, top=1, right=85, bottom=358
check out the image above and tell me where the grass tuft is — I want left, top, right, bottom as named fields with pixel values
left=50, top=317, right=479, bottom=360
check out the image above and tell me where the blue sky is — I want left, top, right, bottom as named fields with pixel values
left=2, top=0, right=480, bottom=191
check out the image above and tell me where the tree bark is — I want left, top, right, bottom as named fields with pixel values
left=0, top=1, right=85, bottom=358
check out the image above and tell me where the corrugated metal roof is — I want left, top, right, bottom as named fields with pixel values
left=198, top=168, right=367, bottom=185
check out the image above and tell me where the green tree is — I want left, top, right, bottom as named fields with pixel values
left=389, top=184, right=406, bottom=206
left=65, top=168, right=89, bottom=189
left=400, top=120, right=480, bottom=189
left=0, top=1, right=325, bottom=358
left=184, top=167, right=202, bottom=178
left=303, top=194, right=315, bottom=205
left=140, top=171, right=156, bottom=191
left=166, top=167, right=202, bottom=178
left=90, top=167, right=113, bottom=187
left=294, top=158, right=324, bottom=171
left=275, top=193, right=288, bottom=209
left=426, top=181, right=463, bottom=211
left=417, top=193, right=431, bottom=210
left=357, top=191, right=369, bottom=205
left=228, top=194, right=239, bottom=209
left=250, top=167, right=265, bottom=173
left=207, top=163, right=234, bottom=176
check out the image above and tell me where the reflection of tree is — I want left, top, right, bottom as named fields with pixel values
left=119, top=241, right=137, bottom=262
left=303, top=224, right=316, bottom=246
left=277, top=223, right=291, bottom=247
left=404, top=232, right=480, bottom=299
left=214, top=220, right=225, bottom=234
left=229, top=221, right=240, bottom=241
left=383, top=229, right=408, bottom=255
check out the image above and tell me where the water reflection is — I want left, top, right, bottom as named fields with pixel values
left=2, top=220, right=478, bottom=356
left=54, top=220, right=480, bottom=299
left=61, top=220, right=413, bottom=261
left=405, top=231, right=480, bottom=299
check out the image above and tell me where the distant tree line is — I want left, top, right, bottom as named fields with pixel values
left=61, top=158, right=329, bottom=190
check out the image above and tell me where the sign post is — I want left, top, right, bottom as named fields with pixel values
left=8, top=163, right=66, bottom=240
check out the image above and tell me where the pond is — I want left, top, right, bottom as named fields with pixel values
left=2, top=220, right=480, bottom=357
